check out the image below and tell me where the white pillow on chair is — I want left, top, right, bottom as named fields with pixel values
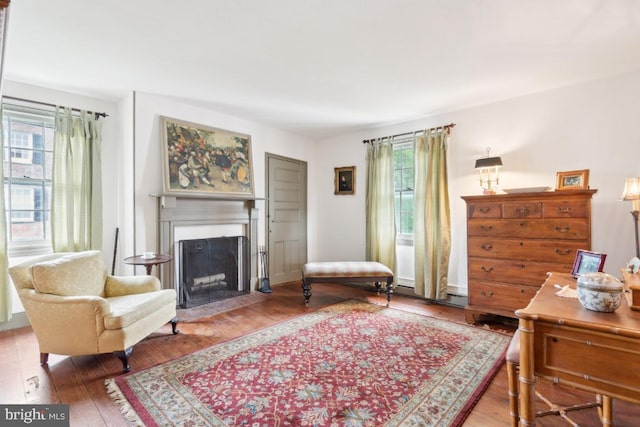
left=30, top=250, right=106, bottom=297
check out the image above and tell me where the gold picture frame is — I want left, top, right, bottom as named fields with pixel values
left=161, top=116, right=254, bottom=197
left=334, top=166, right=355, bottom=195
left=556, top=169, right=589, bottom=191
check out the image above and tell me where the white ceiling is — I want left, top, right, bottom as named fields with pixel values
left=4, top=0, right=640, bottom=139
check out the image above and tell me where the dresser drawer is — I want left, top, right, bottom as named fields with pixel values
left=502, top=202, right=542, bottom=219
left=468, top=280, right=539, bottom=313
left=467, top=203, right=502, bottom=219
left=468, top=257, right=570, bottom=285
left=543, top=200, right=589, bottom=218
left=467, top=237, right=586, bottom=263
left=535, top=323, right=640, bottom=400
left=467, top=218, right=589, bottom=239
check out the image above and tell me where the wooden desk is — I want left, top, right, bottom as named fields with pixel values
left=516, top=272, right=640, bottom=426
left=123, top=254, right=173, bottom=275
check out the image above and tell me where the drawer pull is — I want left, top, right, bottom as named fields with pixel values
left=480, top=244, right=493, bottom=251
left=555, top=248, right=572, bottom=255
left=479, top=290, right=494, bottom=297
left=514, top=207, right=530, bottom=215
left=481, top=266, right=494, bottom=272
left=479, top=207, right=491, bottom=213
left=480, top=225, right=493, bottom=231
left=554, top=226, right=571, bottom=233
left=557, top=206, right=572, bottom=213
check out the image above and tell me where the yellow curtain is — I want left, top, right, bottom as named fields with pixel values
left=365, top=140, right=397, bottom=273
left=413, top=130, right=451, bottom=299
left=51, top=108, right=103, bottom=252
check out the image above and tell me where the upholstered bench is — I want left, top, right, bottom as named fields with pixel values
left=301, top=261, right=394, bottom=306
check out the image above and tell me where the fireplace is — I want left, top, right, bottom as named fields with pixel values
left=155, top=195, right=259, bottom=306
left=179, top=236, right=250, bottom=308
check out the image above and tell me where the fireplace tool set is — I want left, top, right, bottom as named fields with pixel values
left=258, top=245, right=271, bottom=293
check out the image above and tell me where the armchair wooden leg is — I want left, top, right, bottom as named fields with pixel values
left=114, top=347, right=133, bottom=373
left=171, top=317, right=179, bottom=334
left=40, top=352, right=49, bottom=365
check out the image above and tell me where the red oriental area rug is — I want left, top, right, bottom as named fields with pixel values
left=106, top=300, right=510, bottom=426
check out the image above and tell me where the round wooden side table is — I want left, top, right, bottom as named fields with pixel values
left=123, top=254, right=173, bottom=275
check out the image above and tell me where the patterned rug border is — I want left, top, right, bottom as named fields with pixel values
left=106, top=299, right=510, bottom=426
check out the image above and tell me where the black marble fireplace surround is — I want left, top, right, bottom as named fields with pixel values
left=179, top=236, right=250, bottom=308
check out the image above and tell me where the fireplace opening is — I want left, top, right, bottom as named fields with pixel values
left=179, top=236, right=250, bottom=308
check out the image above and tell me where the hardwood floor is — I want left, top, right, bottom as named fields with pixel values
left=1, top=282, right=638, bottom=426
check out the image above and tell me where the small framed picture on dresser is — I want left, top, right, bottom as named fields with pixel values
left=571, top=249, right=606, bottom=278
left=556, top=169, right=590, bottom=190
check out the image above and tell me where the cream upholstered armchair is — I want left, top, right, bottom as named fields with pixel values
left=9, top=250, right=178, bottom=373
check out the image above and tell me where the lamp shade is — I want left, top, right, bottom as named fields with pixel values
left=622, top=177, right=640, bottom=211
left=475, top=156, right=503, bottom=169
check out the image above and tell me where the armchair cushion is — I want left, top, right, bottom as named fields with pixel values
left=105, top=290, right=177, bottom=330
left=29, top=250, right=106, bottom=297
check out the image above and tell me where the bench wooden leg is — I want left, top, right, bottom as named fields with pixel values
left=301, top=280, right=312, bottom=306
left=385, top=279, right=393, bottom=307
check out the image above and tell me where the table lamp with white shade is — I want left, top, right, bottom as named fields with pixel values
left=621, top=177, right=640, bottom=258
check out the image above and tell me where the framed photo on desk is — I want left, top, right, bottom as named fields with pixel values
left=571, top=249, right=606, bottom=278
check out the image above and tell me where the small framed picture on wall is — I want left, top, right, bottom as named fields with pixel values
left=334, top=166, right=355, bottom=195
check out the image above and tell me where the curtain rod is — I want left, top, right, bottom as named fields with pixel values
left=2, top=95, right=109, bottom=119
left=362, top=123, right=455, bottom=144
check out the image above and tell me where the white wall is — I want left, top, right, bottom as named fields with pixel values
left=314, top=70, right=640, bottom=292
left=127, top=92, right=317, bottom=273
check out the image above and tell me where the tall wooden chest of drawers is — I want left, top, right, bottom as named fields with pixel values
left=461, top=189, right=597, bottom=323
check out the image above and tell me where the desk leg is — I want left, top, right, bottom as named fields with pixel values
left=599, top=394, right=612, bottom=426
left=518, top=318, right=536, bottom=426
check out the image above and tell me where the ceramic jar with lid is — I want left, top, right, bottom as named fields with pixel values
left=576, top=272, right=623, bottom=312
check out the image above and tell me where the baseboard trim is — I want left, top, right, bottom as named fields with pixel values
left=0, top=312, right=30, bottom=331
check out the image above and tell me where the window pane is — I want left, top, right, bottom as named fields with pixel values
left=393, top=141, right=416, bottom=237
left=402, top=168, right=414, bottom=191
left=44, top=127, right=55, bottom=151
left=44, top=182, right=51, bottom=210
left=401, top=148, right=413, bottom=168
left=399, top=212, right=411, bottom=234
left=2, top=104, right=54, bottom=247
left=393, top=150, right=402, bottom=169
left=44, top=152, right=53, bottom=179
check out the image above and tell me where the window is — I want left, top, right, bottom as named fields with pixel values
left=10, top=132, right=33, bottom=163
left=2, top=103, right=54, bottom=252
left=393, top=140, right=414, bottom=238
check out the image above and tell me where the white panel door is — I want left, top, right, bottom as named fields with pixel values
left=266, top=154, right=307, bottom=285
